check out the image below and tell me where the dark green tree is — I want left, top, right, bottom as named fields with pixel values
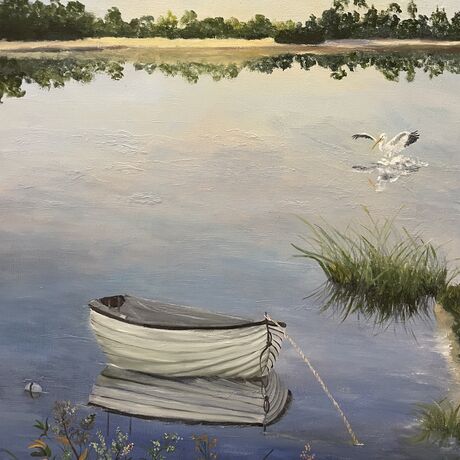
left=180, top=9, right=198, bottom=26
left=242, top=14, right=274, bottom=39
left=407, top=0, right=418, bottom=19
left=450, top=12, right=460, bottom=39
left=102, top=7, right=130, bottom=36
left=430, top=7, right=450, bottom=39
left=156, top=10, right=178, bottom=38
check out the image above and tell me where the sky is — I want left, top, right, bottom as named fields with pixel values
left=62, top=0, right=458, bottom=21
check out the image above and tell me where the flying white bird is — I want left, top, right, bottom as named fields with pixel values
left=352, top=130, right=420, bottom=157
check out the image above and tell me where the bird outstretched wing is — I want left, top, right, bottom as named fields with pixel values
left=405, top=130, right=420, bottom=147
left=352, top=133, right=376, bottom=141
left=388, top=130, right=420, bottom=153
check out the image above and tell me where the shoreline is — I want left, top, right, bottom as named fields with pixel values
left=434, top=304, right=460, bottom=398
left=1, top=37, right=460, bottom=55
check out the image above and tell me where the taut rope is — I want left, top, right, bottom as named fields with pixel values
left=260, top=318, right=273, bottom=431
left=265, top=313, right=363, bottom=447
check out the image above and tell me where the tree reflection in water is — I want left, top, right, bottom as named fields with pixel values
left=1, top=51, right=460, bottom=102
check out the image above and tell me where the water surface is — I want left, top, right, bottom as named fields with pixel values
left=0, top=50, right=460, bottom=459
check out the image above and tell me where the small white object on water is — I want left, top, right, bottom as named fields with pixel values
left=25, top=382, right=43, bottom=395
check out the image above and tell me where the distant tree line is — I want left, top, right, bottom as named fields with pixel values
left=0, top=0, right=289, bottom=40
left=0, top=0, right=459, bottom=42
left=276, top=0, right=460, bottom=43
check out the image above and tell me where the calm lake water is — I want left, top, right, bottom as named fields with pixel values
left=50, top=0, right=460, bottom=21
left=0, top=50, right=460, bottom=459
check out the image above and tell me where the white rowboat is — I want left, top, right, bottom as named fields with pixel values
left=89, top=295, right=286, bottom=379
left=89, top=366, right=291, bottom=426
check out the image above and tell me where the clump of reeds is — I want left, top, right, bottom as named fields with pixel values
left=414, top=399, right=460, bottom=446
left=293, top=210, right=456, bottom=326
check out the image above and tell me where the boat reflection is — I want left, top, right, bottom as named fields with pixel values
left=89, top=366, right=291, bottom=426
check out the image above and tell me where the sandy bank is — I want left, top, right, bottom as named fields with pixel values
left=1, top=37, right=460, bottom=55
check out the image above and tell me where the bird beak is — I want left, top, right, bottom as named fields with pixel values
left=371, top=137, right=382, bottom=150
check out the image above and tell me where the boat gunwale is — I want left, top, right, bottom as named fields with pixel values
left=89, top=303, right=287, bottom=331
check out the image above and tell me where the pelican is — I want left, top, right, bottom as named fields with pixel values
left=352, top=130, right=420, bottom=157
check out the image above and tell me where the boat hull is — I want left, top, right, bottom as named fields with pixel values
left=90, top=309, right=284, bottom=378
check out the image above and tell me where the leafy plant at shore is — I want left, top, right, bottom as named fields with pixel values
left=28, top=407, right=89, bottom=459
left=143, top=433, right=182, bottom=460
left=10, top=401, right=313, bottom=458
left=24, top=401, right=183, bottom=460
left=414, top=399, right=460, bottom=445
left=91, top=428, right=134, bottom=460
left=299, top=443, right=316, bottom=460
left=293, top=210, right=455, bottom=326
left=27, top=401, right=97, bottom=459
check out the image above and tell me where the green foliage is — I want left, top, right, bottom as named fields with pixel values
left=20, top=400, right=186, bottom=459
left=414, top=399, right=460, bottom=445
left=144, top=433, right=182, bottom=460
left=242, top=14, right=275, bottom=39
left=275, top=1, right=460, bottom=43
left=155, top=10, right=179, bottom=38
left=0, top=0, right=97, bottom=40
left=275, top=17, right=325, bottom=44
left=299, top=443, right=316, bottom=460
left=180, top=10, right=197, bottom=26
left=134, top=61, right=239, bottom=84
left=34, top=418, right=51, bottom=437
left=430, top=7, right=451, bottom=39
left=438, top=284, right=460, bottom=340
left=439, top=284, right=460, bottom=312
left=245, top=51, right=460, bottom=82
left=1, top=1, right=460, bottom=42
left=90, top=428, right=133, bottom=460
left=0, top=56, right=124, bottom=103
left=3, top=51, right=460, bottom=103
left=452, top=12, right=460, bottom=39
left=27, top=401, right=96, bottom=459
left=407, top=0, right=418, bottom=19
left=292, top=210, right=454, bottom=326
left=102, top=7, right=131, bottom=37
left=0, top=1, right=279, bottom=41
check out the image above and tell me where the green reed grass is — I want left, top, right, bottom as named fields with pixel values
left=414, top=399, right=460, bottom=445
left=438, top=284, right=460, bottom=342
left=293, top=210, right=457, bottom=326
